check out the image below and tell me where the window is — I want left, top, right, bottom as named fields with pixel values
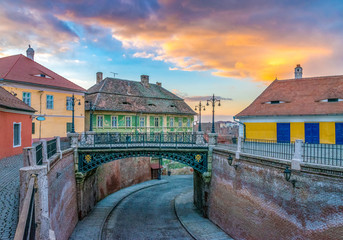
left=187, top=118, right=191, bottom=127
left=97, top=116, right=103, bottom=128
left=178, top=118, right=182, bottom=127
left=328, top=98, right=339, bottom=102
left=126, top=116, right=131, bottom=127
left=23, top=92, right=31, bottom=106
left=170, top=117, right=174, bottom=127
left=66, top=122, right=72, bottom=133
left=140, top=117, right=145, bottom=127
left=32, top=122, right=35, bottom=134
left=66, top=97, right=73, bottom=110
left=111, top=116, right=117, bottom=127
left=46, top=95, right=54, bottom=109
left=13, top=123, right=21, bottom=147
left=154, top=117, right=159, bottom=127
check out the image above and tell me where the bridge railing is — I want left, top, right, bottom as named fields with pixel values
left=242, top=138, right=295, bottom=160
left=79, top=132, right=202, bottom=148
left=220, top=138, right=343, bottom=167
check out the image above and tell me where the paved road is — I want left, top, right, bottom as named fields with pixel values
left=102, top=175, right=194, bottom=240
left=0, top=154, right=23, bottom=240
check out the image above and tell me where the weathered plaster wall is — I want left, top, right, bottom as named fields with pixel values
left=47, top=149, right=78, bottom=240
left=209, top=149, right=343, bottom=240
left=78, top=157, right=151, bottom=218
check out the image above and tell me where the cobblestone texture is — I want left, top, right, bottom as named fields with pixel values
left=0, top=154, right=23, bottom=240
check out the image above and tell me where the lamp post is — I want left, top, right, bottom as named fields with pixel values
left=85, top=100, right=94, bottom=131
left=194, top=101, right=205, bottom=131
left=68, top=94, right=81, bottom=133
left=207, top=94, right=221, bottom=133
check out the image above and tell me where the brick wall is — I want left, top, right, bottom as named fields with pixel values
left=47, top=149, right=78, bottom=240
left=78, top=157, right=151, bottom=218
left=209, top=149, right=343, bottom=240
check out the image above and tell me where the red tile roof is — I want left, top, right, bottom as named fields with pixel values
left=0, top=54, right=85, bottom=92
left=236, top=75, right=343, bottom=117
left=0, top=87, right=35, bottom=113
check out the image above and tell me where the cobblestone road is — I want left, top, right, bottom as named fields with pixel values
left=0, top=154, right=23, bottom=240
left=102, top=175, right=193, bottom=240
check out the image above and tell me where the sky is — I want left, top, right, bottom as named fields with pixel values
left=1, top=0, right=343, bottom=122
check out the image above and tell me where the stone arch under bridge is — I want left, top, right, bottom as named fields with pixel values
left=77, top=148, right=209, bottom=173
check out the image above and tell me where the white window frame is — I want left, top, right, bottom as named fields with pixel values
left=187, top=118, right=191, bottom=127
left=111, top=116, right=118, bottom=128
left=140, top=117, right=145, bottom=127
left=154, top=117, right=159, bottom=127
left=46, top=95, right=54, bottom=109
left=13, top=122, right=21, bottom=148
left=97, top=115, right=104, bottom=128
left=178, top=118, right=182, bottom=127
left=66, top=97, right=73, bottom=111
left=126, top=116, right=131, bottom=127
left=22, top=92, right=31, bottom=106
left=170, top=117, right=174, bottom=127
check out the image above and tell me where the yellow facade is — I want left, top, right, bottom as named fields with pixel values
left=245, top=121, right=337, bottom=144
left=3, top=84, right=84, bottom=139
left=290, top=122, right=304, bottom=142
left=319, top=122, right=335, bottom=144
left=245, top=122, right=276, bottom=140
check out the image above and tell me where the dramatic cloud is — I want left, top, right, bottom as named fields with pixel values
left=172, top=89, right=232, bottom=101
left=1, top=0, right=343, bottom=82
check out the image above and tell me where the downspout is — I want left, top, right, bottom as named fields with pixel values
left=233, top=116, right=245, bottom=139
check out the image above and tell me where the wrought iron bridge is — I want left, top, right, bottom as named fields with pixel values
left=76, top=132, right=209, bottom=174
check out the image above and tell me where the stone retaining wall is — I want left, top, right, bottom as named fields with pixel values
left=77, top=156, right=151, bottom=218
left=208, top=148, right=343, bottom=240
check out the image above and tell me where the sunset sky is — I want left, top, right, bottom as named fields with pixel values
left=1, top=0, right=343, bottom=121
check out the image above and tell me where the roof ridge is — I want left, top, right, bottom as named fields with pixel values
left=277, top=74, right=343, bottom=82
left=3, top=55, right=21, bottom=79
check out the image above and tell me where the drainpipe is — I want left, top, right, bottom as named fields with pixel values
left=233, top=116, right=245, bottom=139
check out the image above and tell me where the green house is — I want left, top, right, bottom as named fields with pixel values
left=85, top=74, right=195, bottom=133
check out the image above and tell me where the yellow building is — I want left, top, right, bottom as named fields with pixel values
left=236, top=65, right=343, bottom=144
left=0, top=47, right=85, bottom=140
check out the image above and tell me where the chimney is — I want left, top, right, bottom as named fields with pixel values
left=141, top=75, right=149, bottom=87
left=96, top=72, right=103, bottom=84
left=26, top=45, right=34, bottom=61
left=294, top=64, right=303, bottom=79
left=156, top=82, right=162, bottom=87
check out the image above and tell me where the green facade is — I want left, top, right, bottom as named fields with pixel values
left=89, top=111, right=194, bottom=133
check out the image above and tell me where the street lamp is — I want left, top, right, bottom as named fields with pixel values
left=68, top=94, right=81, bottom=133
left=194, top=101, right=205, bottom=131
left=85, top=100, right=94, bottom=131
left=207, top=94, right=221, bottom=133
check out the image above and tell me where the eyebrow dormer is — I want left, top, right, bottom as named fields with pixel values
left=264, top=100, right=286, bottom=104
left=319, top=98, right=343, bottom=102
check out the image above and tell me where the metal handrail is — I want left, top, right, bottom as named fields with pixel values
left=35, top=143, right=43, bottom=165
left=14, top=176, right=36, bottom=240
left=47, top=138, right=57, bottom=159
left=80, top=132, right=199, bottom=148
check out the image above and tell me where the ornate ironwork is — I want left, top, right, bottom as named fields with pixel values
left=78, top=149, right=208, bottom=173
left=80, top=132, right=204, bottom=148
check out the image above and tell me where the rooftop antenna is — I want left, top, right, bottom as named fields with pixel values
left=110, top=72, right=118, bottom=78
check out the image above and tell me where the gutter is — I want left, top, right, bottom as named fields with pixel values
left=233, top=116, right=246, bottom=139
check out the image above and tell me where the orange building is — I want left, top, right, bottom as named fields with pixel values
left=0, top=87, right=35, bottom=159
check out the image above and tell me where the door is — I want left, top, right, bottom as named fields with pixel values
left=277, top=123, right=290, bottom=143
left=305, top=123, right=319, bottom=144
left=336, top=123, right=343, bottom=144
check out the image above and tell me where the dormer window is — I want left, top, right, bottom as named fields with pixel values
left=264, top=100, right=286, bottom=104
left=34, top=74, right=52, bottom=79
left=320, top=98, right=343, bottom=102
left=170, top=105, right=176, bottom=108
left=122, top=102, right=131, bottom=105
left=148, top=103, right=156, bottom=107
